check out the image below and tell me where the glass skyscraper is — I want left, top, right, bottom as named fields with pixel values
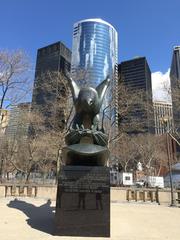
left=170, top=46, right=180, bottom=132
left=71, top=18, right=118, bottom=133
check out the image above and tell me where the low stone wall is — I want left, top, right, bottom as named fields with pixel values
left=0, top=184, right=179, bottom=205
left=158, top=189, right=172, bottom=204
left=0, top=185, right=5, bottom=197
left=111, top=188, right=127, bottom=202
left=36, top=185, right=57, bottom=200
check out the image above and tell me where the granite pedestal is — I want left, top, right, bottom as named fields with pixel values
left=55, top=166, right=110, bottom=237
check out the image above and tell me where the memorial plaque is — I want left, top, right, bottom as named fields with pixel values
left=55, top=166, right=110, bottom=237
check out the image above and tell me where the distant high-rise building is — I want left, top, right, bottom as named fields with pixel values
left=170, top=46, right=180, bottom=132
left=153, top=101, right=173, bottom=135
left=118, top=57, right=154, bottom=133
left=32, top=41, right=71, bottom=129
left=6, top=102, right=31, bottom=139
left=0, top=109, right=9, bottom=135
left=71, top=18, right=118, bottom=134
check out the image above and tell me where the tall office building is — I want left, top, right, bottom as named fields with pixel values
left=32, top=41, right=71, bottom=129
left=6, top=102, right=31, bottom=140
left=118, top=57, right=154, bottom=133
left=71, top=18, right=118, bottom=133
left=170, top=46, right=180, bottom=132
left=153, top=101, right=173, bottom=135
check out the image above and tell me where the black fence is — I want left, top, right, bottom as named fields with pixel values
left=0, top=172, right=57, bottom=185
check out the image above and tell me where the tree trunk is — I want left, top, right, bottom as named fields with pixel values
left=6, top=172, right=10, bottom=181
left=25, top=171, right=31, bottom=184
left=56, top=148, right=62, bottom=183
left=0, top=159, right=4, bottom=181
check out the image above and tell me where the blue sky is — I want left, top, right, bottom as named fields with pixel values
left=0, top=0, right=179, bottom=101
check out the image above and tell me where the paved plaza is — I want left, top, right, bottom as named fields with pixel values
left=0, top=197, right=180, bottom=240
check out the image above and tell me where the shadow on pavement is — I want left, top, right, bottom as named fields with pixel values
left=7, top=198, right=55, bottom=235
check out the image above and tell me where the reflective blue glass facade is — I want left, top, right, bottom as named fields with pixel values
left=71, top=19, right=118, bottom=133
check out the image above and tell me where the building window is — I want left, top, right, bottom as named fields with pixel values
left=125, top=176, right=130, bottom=181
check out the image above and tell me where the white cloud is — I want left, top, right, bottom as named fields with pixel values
left=151, top=69, right=171, bottom=102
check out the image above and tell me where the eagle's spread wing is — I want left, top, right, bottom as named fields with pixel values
left=96, top=75, right=110, bottom=107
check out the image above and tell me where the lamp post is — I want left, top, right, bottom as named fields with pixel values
left=162, top=117, right=176, bottom=207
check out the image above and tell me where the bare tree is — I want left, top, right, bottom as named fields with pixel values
left=112, top=134, right=137, bottom=172
left=132, top=134, right=172, bottom=176
left=0, top=50, right=31, bottom=109
left=14, top=133, right=58, bottom=183
left=32, top=71, right=73, bottom=177
left=107, top=75, right=154, bottom=163
left=0, top=108, right=60, bottom=183
left=0, top=49, right=31, bottom=137
left=0, top=137, right=18, bottom=181
left=113, top=133, right=169, bottom=176
left=33, top=71, right=72, bottom=130
left=0, top=70, right=73, bottom=183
